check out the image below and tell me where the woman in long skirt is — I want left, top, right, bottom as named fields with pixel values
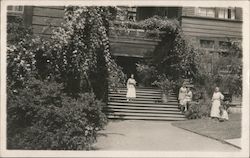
left=210, top=87, right=224, bottom=120
left=178, top=83, right=187, bottom=110
left=126, top=74, right=136, bottom=101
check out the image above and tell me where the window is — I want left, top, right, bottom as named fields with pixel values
left=7, top=6, right=24, bottom=13
left=228, top=7, right=236, bottom=20
left=127, top=7, right=137, bottom=21
left=218, top=7, right=235, bottom=19
left=200, top=40, right=215, bottom=49
left=198, top=7, right=215, bottom=17
left=218, top=8, right=228, bottom=19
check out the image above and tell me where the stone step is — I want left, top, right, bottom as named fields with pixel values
left=112, top=89, right=176, bottom=95
left=110, top=89, right=162, bottom=94
left=109, top=96, right=177, bottom=99
left=107, top=114, right=186, bottom=121
left=107, top=87, right=184, bottom=121
left=107, top=115, right=186, bottom=121
left=109, top=97, right=160, bottom=102
left=107, top=112, right=186, bottom=118
left=108, top=102, right=179, bottom=107
left=115, top=87, right=162, bottom=91
left=109, top=95, right=178, bottom=99
left=109, top=96, right=177, bottom=102
left=107, top=105, right=180, bottom=111
left=104, top=108, right=183, bottom=115
left=108, top=99, right=178, bottom=104
left=109, top=94, right=162, bottom=99
left=109, top=92, right=162, bottom=96
left=109, top=92, right=177, bottom=98
left=109, top=92, right=163, bottom=96
left=108, top=96, right=177, bottom=101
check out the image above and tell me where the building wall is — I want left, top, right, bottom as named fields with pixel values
left=181, top=7, right=243, bottom=20
left=8, top=6, right=243, bottom=56
left=31, top=6, right=64, bottom=36
left=28, top=6, right=243, bottom=41
left=180, top=7, right=242, bottom=50
left=28, top=6, right=160, bottom=57
left=180, top=7, right=243, bottom=102
left=182, top=7, right=196, bottom=16
left=182, top=17, right=242, bottom=38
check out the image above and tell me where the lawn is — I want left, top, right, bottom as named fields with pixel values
left=172, top=113, right=241, bottom=140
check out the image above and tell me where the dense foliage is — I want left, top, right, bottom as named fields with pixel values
left=112, top=15, right=178, bottom=31
left=125, top=16, right=198, bottom=94
left=152, top=74, right=176, bottom=94
left=194, top=40, right=242, bottom=97
left=6, top=7, right=128, bottom=150
left=184, top=91, right=212, bottom=119
left=116, top=16, right=198, bottom=91
left=151, top=23, right=198, bottom=81
left=7, top=79, right=106, bottom=150
left=135, top=62, right=158, bottom=87
left=125, top=15, right=242, bottom=119
left=186, top=40, right=242, bottom=119
left=7, top=17, right=37, bottom=89
left=46, top=7, right=126, bottom=98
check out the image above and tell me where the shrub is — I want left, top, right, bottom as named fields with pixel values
left=45, top=6, right=126, bottom=99
left=7, top=16, right=38, bottom=89
left=150, top=19, right=198, bottom=81
left=152, top=74, right=176, bottom=94
left=184, top=88, right=212, bottom=119
left=7, top=78, right=107, bottom=150
left=194, top=40, right=242, bottom=100
left=108, top=59, right=127, bottom=91
left=136, top=63, right=158, bottom=87
left=112, top=15, right=179, bottom=32
left=185, top=100, right=211, bottom=119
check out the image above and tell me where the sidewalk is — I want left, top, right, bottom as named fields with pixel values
left=93, top=120, right=239, bottom=151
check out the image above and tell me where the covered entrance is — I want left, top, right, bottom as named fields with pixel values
left=109, top=29, right=161, bottom=85
left=115, top=56, right=142, bottom=83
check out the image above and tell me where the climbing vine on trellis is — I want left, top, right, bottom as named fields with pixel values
left=46, top=6, right=126, bottom=98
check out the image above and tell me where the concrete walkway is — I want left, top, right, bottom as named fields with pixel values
left=93, top=120, right=239, bottom=151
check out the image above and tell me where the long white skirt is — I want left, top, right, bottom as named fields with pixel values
left=210, top=100, right=221, bottom=118
left=126, top=86, right=136, bottom=98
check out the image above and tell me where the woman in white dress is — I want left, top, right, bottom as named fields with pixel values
left=183, top=87, right=193, bottom=111
left=126, top=74, right=136, bottom=101
left=178, top=83, right=187, bottom=110
left=210, top=87, right=224, bottom=120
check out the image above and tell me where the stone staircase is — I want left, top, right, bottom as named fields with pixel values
left=105, top=87, right=186, bottom=121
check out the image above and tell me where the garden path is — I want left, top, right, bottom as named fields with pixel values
left=93, top=120, right=239, bottom=151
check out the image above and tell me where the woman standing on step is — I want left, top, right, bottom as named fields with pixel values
left=210, top=87, right=224, bottom=120
left=178, top=83, right=187, bottom=111
left=126, top=74, right=137, bottom=102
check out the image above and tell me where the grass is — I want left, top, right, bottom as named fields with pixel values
left=172, top=113, right=241, bottom=140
